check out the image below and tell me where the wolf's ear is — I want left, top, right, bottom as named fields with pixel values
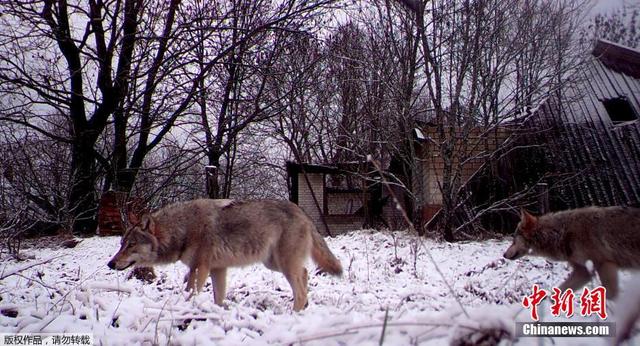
left=140, top=214, right=157, bottom=235
left=519, top=208, right=538, bottom=236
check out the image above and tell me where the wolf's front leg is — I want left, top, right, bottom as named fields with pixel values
left=595, top=261, right=618, bottom=299
left=184, top=270, right=195, bottom=292
left=559, top=263, right=591, bottom=291
left=193, top=264, right=210, bottom=293
left=210, top=268, right=227, bottom=306
left=185, top=265, right=209, bottom=299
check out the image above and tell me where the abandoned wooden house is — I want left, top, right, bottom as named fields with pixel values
left=288, top=39, right=639, bottom=237
left=412, top=125, right=513, bottom=229
left=436, top=39, right=640, bottom=235
left=286, top=162, right=406, bottom=235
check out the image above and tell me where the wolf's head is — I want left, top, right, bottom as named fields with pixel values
left=108, top=214, right=159, bottom=270
left=503, top=209, right=538, bottom=260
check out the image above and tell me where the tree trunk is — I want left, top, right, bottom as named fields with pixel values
left=206, top=165, right=220, bottom=199
left=206, top=151, right=222, bottom=199
left=69, top=134, right=99, bottom=235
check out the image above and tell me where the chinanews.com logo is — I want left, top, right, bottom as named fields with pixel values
left=516, top=284, right=616, bottom=338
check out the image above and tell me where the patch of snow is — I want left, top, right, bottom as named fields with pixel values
left=414, top=128, right=427, bottom=141
left=0, top=230, right=636, bottom=345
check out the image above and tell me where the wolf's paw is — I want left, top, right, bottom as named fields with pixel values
left=213, top=301, right=229, bottom=311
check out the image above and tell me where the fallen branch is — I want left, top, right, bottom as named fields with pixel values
left=292, top=330, right=359, bottom=344
left=156, top=314, right=222, bottom=323
left=48, top=267, right=101, bottom=315
left=87, top=282, right=133, bottom=294
left=11, top=272, right=62, bottom=296
left=291, top=321, right=482, bottom=345
left=0, top=255, right=65, bottom=280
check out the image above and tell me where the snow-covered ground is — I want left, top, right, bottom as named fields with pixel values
left=0, top=230, right=637, bottom=345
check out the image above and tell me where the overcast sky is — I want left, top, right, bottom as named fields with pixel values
left=590, top=0, right=633, bottom=15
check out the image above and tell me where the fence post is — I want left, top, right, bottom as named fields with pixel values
left=536, top=183, right=549, bottom=214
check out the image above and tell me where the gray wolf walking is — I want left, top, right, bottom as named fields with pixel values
left=503, top=206, right=640, bottom=298
left=107, top=199, right=343, bottom=311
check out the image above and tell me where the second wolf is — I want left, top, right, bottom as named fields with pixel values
left=108, top=199, right=343, bottom=311
left=503, top=206, right=640, bottom=298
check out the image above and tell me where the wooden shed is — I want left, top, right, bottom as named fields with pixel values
left=434, top=39, right=640, bottom=235
left=286, top=162, right=407, bottom=235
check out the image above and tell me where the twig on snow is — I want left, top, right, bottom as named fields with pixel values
left=291, top=321, right=481, bottom=345
left=368, top=156, right=470, bottom=319
left=0, top=255, right=65, bottom=280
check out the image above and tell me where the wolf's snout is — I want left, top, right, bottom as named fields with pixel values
left=503, top=244, right=525, bottom=260
left=503, top=243, right=517, bottom=259
left=107, top=260, right=116, bottom=270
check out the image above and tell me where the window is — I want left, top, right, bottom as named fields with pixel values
left=602, top=96, right=638, bottom=124
left=324, top=173, right=365, bottom=216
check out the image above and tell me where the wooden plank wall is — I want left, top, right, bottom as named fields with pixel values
left=441, top=54, right=640, bottom=236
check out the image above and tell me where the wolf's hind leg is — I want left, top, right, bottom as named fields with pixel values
left=210, top=267, right=227, bottom=306
left=559, top=263, right=591, bottom=291
left=283, top=262, right=309, bottom=312
left=595, top=261, right=619, bottom=299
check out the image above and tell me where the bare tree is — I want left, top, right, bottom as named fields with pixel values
left=0, top=1, right=195, bottom=233
left=389, top=0, right=590, bottom=240
left=590, top=2, right=640, bottom=48
left=0, top=0, right=336, bottom=233
left=0, top=117, right=71, bottom=230
left=186, top=0, right=335, bottom=198
left=266, top=3, right=421, bottom=224
left=268, top=32, right=330, bottom=164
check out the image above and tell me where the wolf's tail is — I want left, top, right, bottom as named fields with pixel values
left=310, top=228, right=343, bottom=276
